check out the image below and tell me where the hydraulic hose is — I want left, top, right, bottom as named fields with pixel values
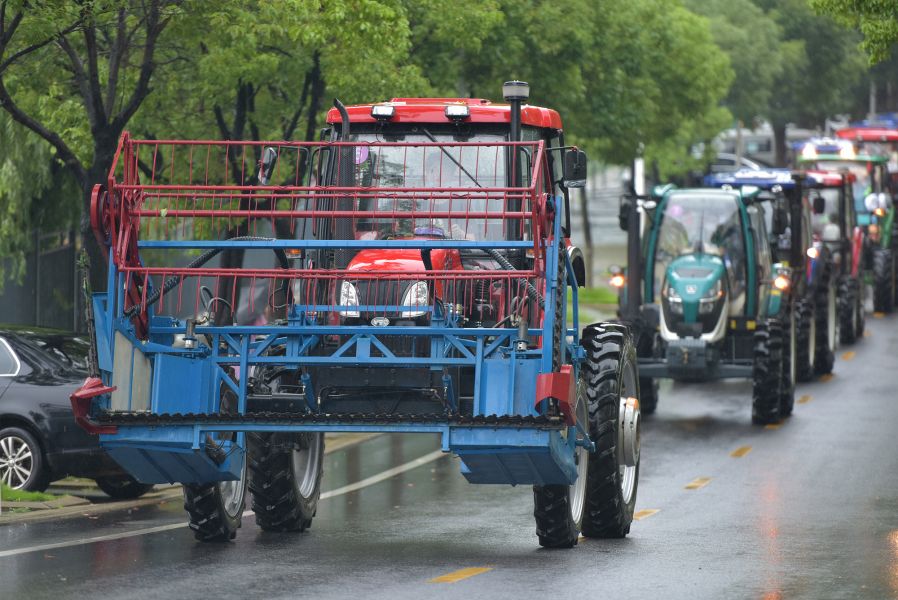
left=124, top=237, right=290, bottom=318
left=485, top=248, right=545, bottom=309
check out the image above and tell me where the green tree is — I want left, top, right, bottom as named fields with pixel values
left=811, top=0, right=898, bottom=64
left=753, top=0, right=866, bottom=164
left=0, top=0, right=181, bottom=286
left=685, top=0, right=783, bottom=125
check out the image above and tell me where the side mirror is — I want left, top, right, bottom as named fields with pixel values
left=812, top=195, right=825, bottom=215
left=772, top=208, right=787, bottom=236
left=258, top=146, right=278, bottom=185
left=563, top=148, right=588, bottom=188
left=618, top=196, right=632, bottom=231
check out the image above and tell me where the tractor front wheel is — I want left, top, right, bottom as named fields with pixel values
left=183, top=457, right=247, bottom=542
left=794, top=299, right=816, bottom=382
left=752, top=319, right=783, bottom=425
left=839, top=277, right=861, bottom=345
left=873, top=248, right=895, bottom=313
left=580, top=324, right=640, bottom=538
left=814, top=272, right=837, bottom=376
left=248, top=431, right=324, bottom=532
left=779, top=311, right=796, bottom=418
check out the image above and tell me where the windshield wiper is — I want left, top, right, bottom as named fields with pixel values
left=420, top=127, right=483, bottom=189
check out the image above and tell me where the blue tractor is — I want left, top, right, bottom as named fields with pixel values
left=615, top=178, right=801, bottom=424
left=71, top=84, right=643, bottom=548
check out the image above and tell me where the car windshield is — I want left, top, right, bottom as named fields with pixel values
left=653, top=192, right=745, bottom=301
left=349, top=132, right=514, bottom=241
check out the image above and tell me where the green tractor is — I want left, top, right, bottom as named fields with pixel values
left=615, top=179, right=801, bottom=424
left=797, top=138, right=897, bottom=313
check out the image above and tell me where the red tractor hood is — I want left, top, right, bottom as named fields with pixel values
left=346, top=246, right=461, bottom=273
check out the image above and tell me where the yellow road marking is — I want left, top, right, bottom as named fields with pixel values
left=429, top=567, right=493, bottom=583
left=864, top=330, right=872, bottom=337
left=797, top=394, right=812, bottom=404
left=874, top=312, right=885, bottom=319
left=634, top=509, right=660, bottom=520
left=841, top=351, right=856, bottom=361
left=820, top=373, right=834, bottom=382
left=730, top=445, right=752, bottom=458
left=685, top=477, right=712, bottom=490
left=764, top=423, right=782, bottom=430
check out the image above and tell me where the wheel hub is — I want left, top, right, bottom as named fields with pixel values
left=619, top=396, right=641, bottom=467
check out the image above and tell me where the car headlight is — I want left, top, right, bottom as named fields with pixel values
left=339, top=281, right=360, bottom=318
left=400, top=281, right=429, bottom=318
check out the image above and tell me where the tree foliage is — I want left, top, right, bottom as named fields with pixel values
left=811, top=0, right=898, bottom=64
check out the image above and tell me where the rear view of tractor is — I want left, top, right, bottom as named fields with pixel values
left=71, top=83, right=643, bottom=548
left=615, top=180, right=797, bottom=424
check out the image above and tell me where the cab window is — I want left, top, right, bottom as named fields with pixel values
left=0, top=338, right=20, bottom=376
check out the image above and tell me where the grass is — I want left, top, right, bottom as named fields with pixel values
left=0, top=482, right=58, bottom=503
left=575, top=286, right=618, bottom=305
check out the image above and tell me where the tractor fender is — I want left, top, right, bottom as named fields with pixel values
left=566, top=245, right=587, bottom=287
left=850, top=226, right=864, bottom=278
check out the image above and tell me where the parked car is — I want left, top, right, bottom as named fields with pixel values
left=708, top=152, right=773, bottom=173
left=0, top=327, right=153, bottom=498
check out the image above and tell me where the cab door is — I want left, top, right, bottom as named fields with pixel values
left=747, top=204, right=774, bottom=317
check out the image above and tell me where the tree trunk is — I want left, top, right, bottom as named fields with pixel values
left=772, top=121, right=787, bottom=168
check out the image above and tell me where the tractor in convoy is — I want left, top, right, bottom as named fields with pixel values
left=71, top=82, right=643, bottom=548
left=703, top=169, right=846, bottom=378
left=797, top=137, right=897, bottom=312
left=613, top=180, right=801, bottom=424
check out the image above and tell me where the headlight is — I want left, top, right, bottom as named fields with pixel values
left=699, top=280, right=724, bottom=314
left=400, top=281, right=429, bottom=318
left=339, top=281, right=360, bottom=318
left=663, top=284, right=683, bottom=314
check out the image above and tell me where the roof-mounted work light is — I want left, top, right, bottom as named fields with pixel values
left=445, top=104, right=470, bottom=120
left=371, top=104, right=395, bottom=120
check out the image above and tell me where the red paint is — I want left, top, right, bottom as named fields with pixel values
left=326, top=98, right=563, bottom=130
left=836, top=127, right=898, bottom=142
left=535, top=365, right=574, bottom=425
left=70, top=378, right=118, bottom=435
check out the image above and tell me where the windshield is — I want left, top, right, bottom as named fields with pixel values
left=812, top=161, right=879, bottom=213
left=349, top=132, right=513, bottom=241
left=810, top=189, right=841, bottom=237
left=653, top=192, right=745, bottom=301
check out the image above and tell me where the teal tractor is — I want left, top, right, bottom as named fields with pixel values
left=616, top=182, right=799, bottom=424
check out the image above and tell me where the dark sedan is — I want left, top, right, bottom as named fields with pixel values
left=0, top=328, right=152, bottom=498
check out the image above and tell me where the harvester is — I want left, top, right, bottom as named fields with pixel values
left=71, top=82, right=642, bottom=548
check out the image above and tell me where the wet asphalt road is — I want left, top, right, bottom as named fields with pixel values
left=3, top=317, right=898, bottom=599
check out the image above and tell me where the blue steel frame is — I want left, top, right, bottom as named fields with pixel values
left=91, top=195, right=588, bottom=487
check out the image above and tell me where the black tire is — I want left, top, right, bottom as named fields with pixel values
left=752, top=319, right=783, bottom=425
left=814, top=267, right=836, bottom=376
left=855, top=278, right=866, bottom=339
left=838, top=277, right=860, bottom=345
left=639, top=377, right=658, bottom=415
left=183, top=459, right=247, bottom=542
left=248, top=431, right=324, bottom=532
left=620, top=318, right=658, bottom=416
left=95, top=475, right=154, bottom=500
left=794, top=299, right=816, bottom=383
left=0, top=426, right=49, bottom=491
left=779, top=310, right=796, bottom=418
left=580, top=324, right=639, bottom=538
left=873, top=248, right=894, bottom=313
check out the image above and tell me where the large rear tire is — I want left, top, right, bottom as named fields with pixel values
left=752, top=319, right=783, bottom=425
left=873, top=248, right=894, bottom=313
left=248, top=431, right=324, bottom=532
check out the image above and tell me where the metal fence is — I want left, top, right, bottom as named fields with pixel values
left=0, top=229, right=79, bottom=332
